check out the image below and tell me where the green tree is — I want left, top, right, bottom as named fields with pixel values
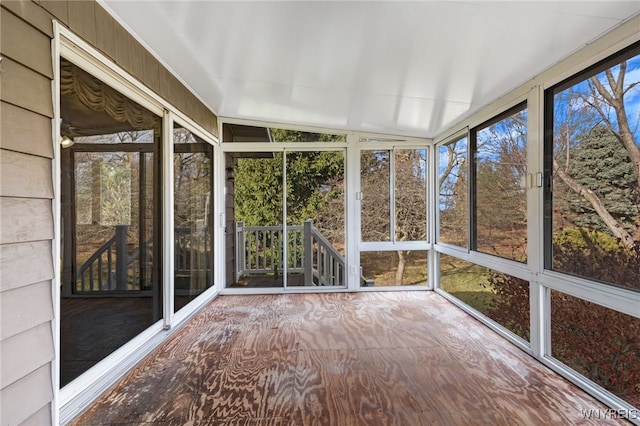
left=553, top=59, right=640, bottom=247
left=234, top=154, right=283, bottom=227
left=563, top=125, right=639, bottom=234
left=233, top=129, right=345, bottom=231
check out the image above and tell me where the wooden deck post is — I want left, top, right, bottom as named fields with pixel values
left=304, top=220, right=313, bottom=286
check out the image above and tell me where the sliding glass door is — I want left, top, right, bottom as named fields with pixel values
left=226, top=147, right=345, bottom=290
left=60, top=59, right=162, bottom=385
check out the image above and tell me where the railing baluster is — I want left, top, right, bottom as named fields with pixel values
left=89, top=265, right=94, bottom=291
left=98, top=255, right=103, bottom=290
left=255, top=231, right=260, bottom=269
left=324, top=247, right=329, bottom=285
left=107, top=245, right=113, bottom=289
left=293, top=230, right=298, bottom=269
left=264, top=229, right=267, bottom=271
left=247, top=231, right=252, bottom=270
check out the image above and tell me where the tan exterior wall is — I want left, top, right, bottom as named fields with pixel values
left=0, top=1, right=217, bottom=424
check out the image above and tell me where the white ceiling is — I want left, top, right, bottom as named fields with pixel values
left=101, top=1, right=640, bottom=138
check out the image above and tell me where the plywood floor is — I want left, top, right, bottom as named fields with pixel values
left=71, top=292, right=624, bottom=425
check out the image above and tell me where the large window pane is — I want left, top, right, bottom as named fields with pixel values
left=173, top=126, right=214, bottom=312
left=395, top=149, right=427, bottom=242
left=228, top=148, right=345, bottom=288
left=60, top=58, right=162, bottom=386
left=361, top=150, right=391, bottom=241
left=474, top=105, right=527, bottom=262
left=360, top=251, right=427, bottom=287
left=546, top=46, right=640, bottom=292
left=286, top=151, right=346, bottom=287
left=361, top=149, right=427, bottom=243
left=229, top=154, right=284, bottom=288
left=439, top=254, right=529, bottom=341
left=438, top=137, right=468, bottom=247
left=551, top=291, right=640, bottom=408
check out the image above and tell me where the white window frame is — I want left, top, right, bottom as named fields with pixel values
left=431, top=18, right=640, bottom=421
left=53, top=23, right=220, bottom=424
left=219, top=117, right=350, bottom=293
left=356, top=135, right=433, bottom=291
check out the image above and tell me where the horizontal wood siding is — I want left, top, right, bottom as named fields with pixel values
left=0, top=364, right=53, bottom=426
left=0, top=57, right=53, bottom=117
left=0, top=198, right=54, bottom=244
left=0, top=4, right=55, bottom=425
left=1, top=7, right=53, bottom=78
left=1, top=281, right=55, bottom=340
left=1, top=322, right=55, bottom=389
left=0, top=241, right=54, bottom=292
left=0, top=149, right=53, bottom=199
left=19, top=404, right=52, bottom=426
left=1, top=0, right=53, bottom=37
left=0, top=102, right=54, bottom=158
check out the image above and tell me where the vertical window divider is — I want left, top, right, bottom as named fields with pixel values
left=346, top=133, right=360, bottom=290
left=468, top=129, right=478, bottom=253
left=282, top=148, right=288, bottom=289
left=163, top=110, right=175, bottom=328
left=527, top=85, right=544, bottom=357
left=390, top=148, right=396, bottom=243
left=427, top=143, right=437, bottom=289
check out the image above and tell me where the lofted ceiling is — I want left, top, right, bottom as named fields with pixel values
left=100, top=1, right=640, bottom=139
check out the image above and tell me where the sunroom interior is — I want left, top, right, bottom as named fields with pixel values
left=51, top=1, right=640, bottom=423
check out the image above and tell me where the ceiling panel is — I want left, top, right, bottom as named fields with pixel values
left=101, top=1, right=640, bottom=138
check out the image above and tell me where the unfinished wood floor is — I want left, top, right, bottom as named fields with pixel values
left=71, top=292, right=623, bottom=425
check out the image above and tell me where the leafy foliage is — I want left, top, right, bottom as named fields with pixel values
left=234, top=154, right=283, bottom=227
left=232, top=129, right=346, bottom=259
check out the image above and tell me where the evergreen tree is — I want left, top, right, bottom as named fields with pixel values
left=565, top=125, right=639, bottom=235
left=233, top=129, right=345, bottom=229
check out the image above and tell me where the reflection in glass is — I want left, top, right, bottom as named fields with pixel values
left=475, top=106, right=527, bottom=262
left=360, top=251, right=427, bottom=287
left=438, top=137, right=468, bottom=247
left=60, top=59, right=162, bottom=386
left=439, top=254, right=529, bottom=341
left=173, top=126, right=214, bottom=312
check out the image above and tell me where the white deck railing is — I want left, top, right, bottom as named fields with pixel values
left=235, top=220, right=345, bottom=286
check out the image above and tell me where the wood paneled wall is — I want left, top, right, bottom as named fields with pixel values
left=0, top=1, right=218, bottom=424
